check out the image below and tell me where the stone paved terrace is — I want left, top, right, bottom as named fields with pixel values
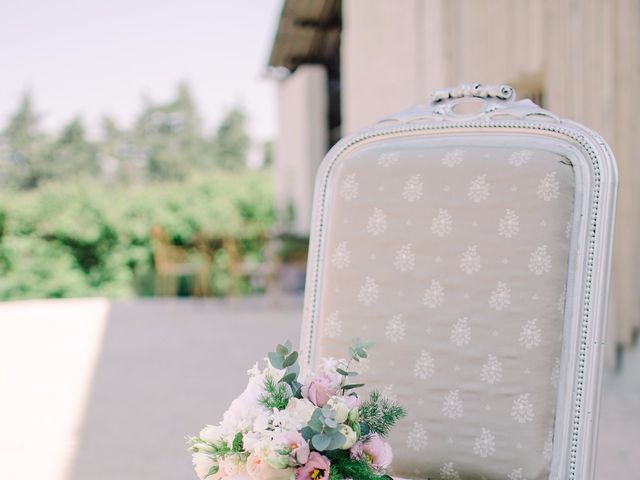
left=0, top=297, right=637, bottom=479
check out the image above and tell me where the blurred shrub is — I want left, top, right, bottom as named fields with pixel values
left=0, top=169, right=277, bottom=300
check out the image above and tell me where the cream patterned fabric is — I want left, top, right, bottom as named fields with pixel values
left=311, top=139, right=575, bottom=480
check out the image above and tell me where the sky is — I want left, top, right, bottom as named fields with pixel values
left=0, top=0, right=283, bottom=141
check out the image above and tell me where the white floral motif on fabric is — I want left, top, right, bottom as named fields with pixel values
left=480, top=354, right=503, bottom=384
left=468, top=174, right=490, bottom=202
left=543, top=430, right=553, bottom=461
left=331, top=242, right=351, bottom=270
left=406, top=422, right=428, bottom=451
left=377, top=152, right=399, bottom=168
left=442, top=149, right=464, bottom=167
left=385, top=314, right=406, bottom=343
left=402, top=174, right=423, bottom=202
left=339, top=173, right=359, bottom=201
left=357, top=277, right=379, bottom=305
left=519, top=319, right=542, bottom=349
left=498, top=209, right=520, bottom=238
left=414, top=350, right=435, bottom=379
left=381, top=384, right=398, bottom=402
left=431, top=208, right=453, bottom=237
left=450, top=317, right=471, bottom=347
left=537, top=172, right=560, bottom=201
left=508, top=149, right=533, bottom=167
left=557, top=288, right=567, bottom=313
left=511, top=394, right=535, bottom=424
left=442, top=390, right=464, bottom=419
left=529, top=245, right=552, bottom=275
left=323, top=311, right=342, bottom=339
left=440, top=462, right=461, bottom=480
left=423, top=280, right=445, bottom=308
left=394, top=244, right=416, bottom=272
left=473, top=428, right=496, bottom=458
left=507, top=467, right=527, bottom=480
left=366, top=208, right=387, bottom=236
left=489, top=281, right=511, bottom=311
left=550, top=357, right=560, bottom=388
left=460, top=245, right=481, bottom=274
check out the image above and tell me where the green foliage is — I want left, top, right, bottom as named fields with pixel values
left=213, top=107, right=250, bottom=171
left=358, top=391, right=407, bottom=437
left=259, top=375, right=292, bottom=411
left=0, top=170, right=277, bottom=300
left=326, top=450, right=392, bottom=480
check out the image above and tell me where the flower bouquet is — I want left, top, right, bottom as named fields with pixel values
left=189, top=339, right=406, bottom=480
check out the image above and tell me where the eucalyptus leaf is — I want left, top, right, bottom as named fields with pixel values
left=280, top=372, right=296, bottom=384
left=268, top=352, right=284, bottom=369
left=312, top=433, right=331, bottom=451
left=282, top=351, right=298, bottom=368
left=276, top=344, right=288, bottom=356
left=326, top=431, right=346, bottom=450
left=343, top=383, right=365, bottom=390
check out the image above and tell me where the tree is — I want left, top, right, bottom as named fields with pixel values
left=2, top=92, right=48, bottom=189
left=213, top=107, right=250, bottom=170
left=49, top=116, right=98, bottom=178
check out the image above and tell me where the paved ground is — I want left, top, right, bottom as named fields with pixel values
left=0, top=297, right=637, bottom=479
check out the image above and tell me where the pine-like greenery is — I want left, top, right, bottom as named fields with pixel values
left=326, top=450, right=392, bottom=480
left=259, top=375, right=291, bottom=410
left=358, top=390, right=407, bottom=437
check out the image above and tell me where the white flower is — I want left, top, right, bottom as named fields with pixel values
left=423, top=279, right=445, bottom=308
left=192, top=452, right=216, bottom=480
left=366, top=208, right=387, bottom=236
left=340, top=173, right=359, bottom=200
left=378, top=152, right=399, bottom=168
left=340, top=424, right=358, bottom=449
left=508, top=149, right=533, bottom=167
left=327, top=396, right=352, bottom=423
left=450, top=317, right=471, bottom=347
left=468, top=174, right=490, bottom=202
left=498, top=209, right=520, bottom=238
left=393, top=244, right=415, bottom=272
left=459, top=245, right=481, bottom=274
left=489, top=281, right=511, bottom=311
left=331, top=242, right=351, bottom=269
left=357, top=277, right=379, bottom=305
left=480, top=355, right=503, bottom=384
left=385, top=314, right=406, bottom=343
left=406, top=422, right=428, bottom=451
left=285, top=397, right=317, bottom=428
left=473, top=428, right=496, bottom=458
left=529, top=245, right=552, bottom=275
left=442, top=390, right=464, bottom=419
left=519, top=319, right=542, bottom=349
left=440, top=462, right=461, bottom=480
left=414, top=350, right=435, bottom=379
left=442, top=149, right=464, bottom=167
left=323, top=311, right=342, bottom=339
left=511, top=393, right=534, bottom=424
left=402, top=174, right=423, bottom=202
left=537, top=172, right=560, bottom=201
left=431, top=208, right=452, bottom=237
left=199, top=424, right=224, bottom=443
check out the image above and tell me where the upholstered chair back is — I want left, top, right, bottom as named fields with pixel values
left=299, top=86, right=617, bottom=480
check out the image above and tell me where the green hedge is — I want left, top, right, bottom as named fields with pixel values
left=0, top=170, right=277, bottom=300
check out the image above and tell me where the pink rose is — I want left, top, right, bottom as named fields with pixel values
left=301, top=374, right=338, bottom=407
left=350, top=434, right=393, bottom=472
left=281, top=431, right=310, bottom=465
left=295, top=452, right=330, bottom=480
left=246, top=453, right=293, bottom=480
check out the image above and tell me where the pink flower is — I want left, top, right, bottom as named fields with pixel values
left=295, top=452, right=331, bottom=480
left=350, top=434, right=393, bottom=472
left=301, top=374, right=338, bottom=407
left=281, top=430, right=310, bottom=465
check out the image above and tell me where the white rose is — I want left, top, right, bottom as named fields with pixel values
left=193, top=452, right=217, bottom=480
left=339, top=424, right=358, bottom=450
left=285, top=397, right=316, bottom=426
left=327, top=397, right=351, bottom=423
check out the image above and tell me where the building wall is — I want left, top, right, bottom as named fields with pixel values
left=275, top=65, right=328, bottom=234
left=342, top=0, right=640, bottom=353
